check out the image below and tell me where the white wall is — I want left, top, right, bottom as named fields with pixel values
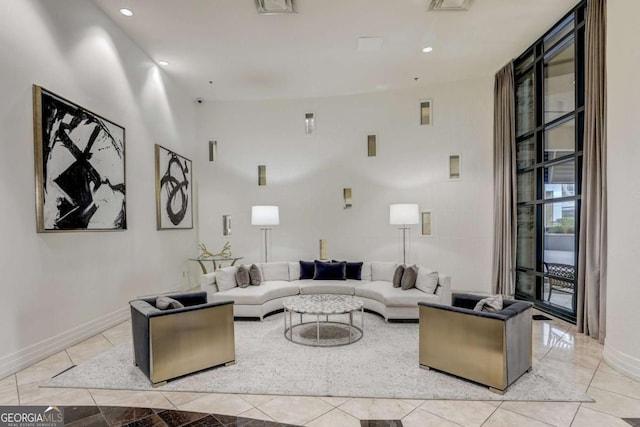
left=0, top=0, right=197, bottom=377
left=604, top=0, right=640, bottom=381
left=196, top=78, right=494, bottom=292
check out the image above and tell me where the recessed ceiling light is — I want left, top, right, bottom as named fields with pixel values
left=422, top=46, right=433, bottom=53
left=119, top=8, right=134, bottom=17
left=158, top=60, right=169, bottom=66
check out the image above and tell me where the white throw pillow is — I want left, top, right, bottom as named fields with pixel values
left=259, top=262, right=290, bottom=281
left=360, top=262, right=373, bottom=282
left=371, top=262, right=399, bottom=282
left=415, top=267, right=439, bottom=294
left=215, top=266, right=238, bottom=292
left=288, top=262, right=300, bottom=281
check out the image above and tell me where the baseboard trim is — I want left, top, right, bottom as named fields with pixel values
left=603, top=342, right=640, bottom=382
left=0, top=306, right=129, bottom=380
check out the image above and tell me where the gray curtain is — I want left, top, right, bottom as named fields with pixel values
left=578, top=0, right=607, bottom=343
left=492, top=62, right=516, bottom=296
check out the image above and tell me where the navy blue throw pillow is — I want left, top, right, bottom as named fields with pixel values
left=332, top=260, right=364, bottom=280
left=313, top=261, right=347, bottom=280
left=299, top=260, right=315, bottom=279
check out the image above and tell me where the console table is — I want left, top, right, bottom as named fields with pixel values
left=190, top=257, right=244, bottom=274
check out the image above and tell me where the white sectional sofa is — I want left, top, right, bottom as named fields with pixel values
left=200, top=261, right=451, bottom=321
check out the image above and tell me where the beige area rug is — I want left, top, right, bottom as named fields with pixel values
left=46, top=312, right=591, bottom=402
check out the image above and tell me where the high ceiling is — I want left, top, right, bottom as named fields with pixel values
left=93, top=0, right=578, bottom=101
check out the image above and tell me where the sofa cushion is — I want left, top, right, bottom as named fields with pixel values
left=259, top=262, right=290, bottom=282
left=355, top=281, right=439, bottom=306
left=392, top=265, right=405, bottom=288
left=299, top=260, right=315, bottom=280
left=216, top=266, right=238, bottom=292
left=313, top=260, right=346, bottom=280
left=371, top=262, right=399, bottom=282
left=236, top=265, right=250, bottom=288
left=296, top=279, right=357, bottom=295
left=249, top=264, right=263, bottom=286
left=288, top=262, right=301, bottom=281
left=401, top=265, right=418, bottom=290
left=332, top=260, right=364, bottom=280
left=155, top=296, right=184, bottom=310
left=415, top=267, right=439, bottom=294
left=209, top=281, right=299, bottom=305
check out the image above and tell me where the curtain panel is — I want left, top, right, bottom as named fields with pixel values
left=491, top=62, right=516, bottom=296
left=577, top=0, right=607, bottom=343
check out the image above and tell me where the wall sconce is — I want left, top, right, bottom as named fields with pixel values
left=420, top=99, right=432, bottom=125
left=208, top=141, right=217, bottom=162
left=367, top=134, right=377, bottom=157
left=319, top=239, right=328, bottom=260
left=305, top=112, right=315, bottom=135
left=222, top=214, right=231, bottom=236
left=421, top=212, right=432, bottom=236
left=343, top=188, right=352, bottom=209
left=449, top=154, right=461, bottom=179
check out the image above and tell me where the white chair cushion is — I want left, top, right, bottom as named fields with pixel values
left=259, top=262, right=290, bottom=282
left=415, top=267, right=439, bottom=294
left=215, top=266, right=238, bottom=292
left=371, top=262, right=399, bottom=282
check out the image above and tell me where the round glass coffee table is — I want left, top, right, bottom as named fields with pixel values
left=283, top=294, right=364, bottom=347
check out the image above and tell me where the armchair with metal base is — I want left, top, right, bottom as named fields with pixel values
left=129, top=291, right=235, bottom=386
left=418, top=293, right=533, bottom=394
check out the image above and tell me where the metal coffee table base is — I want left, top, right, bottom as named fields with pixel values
left=283, top=310, right=364, bottom=347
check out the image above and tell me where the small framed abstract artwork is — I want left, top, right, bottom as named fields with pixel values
left=33, top=85, right=126, bottom=232
left=420, top=99, right=433, bottom=126
left=155, top=144, right=193, bottom=230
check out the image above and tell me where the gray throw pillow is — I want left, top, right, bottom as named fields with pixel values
left=249, top=264, right=263, bottom=286
left=236, top=264, right=250, bottom=288
left=473, top=294, right=504, bottom=313
left=155, top=296, right=184, bottom=310
left=392, top=265, right=405, bottom=288
left=401, top=265, right=418, bottom=290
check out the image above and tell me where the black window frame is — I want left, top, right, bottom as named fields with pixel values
left=513, top=0, right=586, bottom=323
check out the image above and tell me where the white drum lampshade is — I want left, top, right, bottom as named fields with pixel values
left=251, top=205, right=280, bottom=226
left=389, top=204, right=419, bottom=225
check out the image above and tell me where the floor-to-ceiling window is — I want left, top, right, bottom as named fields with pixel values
left=514, top=1, right=585, bottom=323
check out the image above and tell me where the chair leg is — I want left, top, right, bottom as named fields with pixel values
left=489, top=387, right=505, bottom=395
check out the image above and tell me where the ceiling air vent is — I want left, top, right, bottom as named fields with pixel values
left=255, top=0, right=296, bottom=14
left=428, top=0, right=471, bottom=11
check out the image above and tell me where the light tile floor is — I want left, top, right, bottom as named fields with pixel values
left=3, top=310, right=640, bottom=426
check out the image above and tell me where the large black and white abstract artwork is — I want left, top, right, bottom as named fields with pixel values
left=33, top=85, right=126, bottom=232
left=155, top=145, right=193, bottom=230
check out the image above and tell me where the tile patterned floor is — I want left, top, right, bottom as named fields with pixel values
left=2, top=310, right=640, bottom=426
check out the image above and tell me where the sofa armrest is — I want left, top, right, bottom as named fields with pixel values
left=200, top=272, right=219, bottom=300
left=147, top=300, right=234, bottom=318
left=435, top=274, right=451, bottom=305
left=419, top=301, right=512, bottom=321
